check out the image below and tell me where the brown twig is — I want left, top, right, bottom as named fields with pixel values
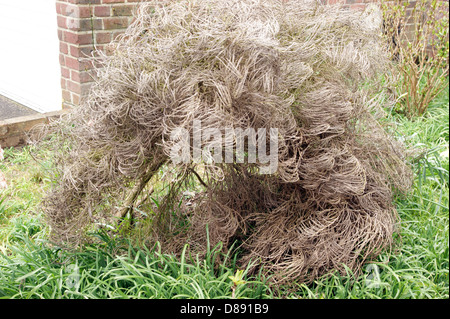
left=115, top=161, right=164, bottom=219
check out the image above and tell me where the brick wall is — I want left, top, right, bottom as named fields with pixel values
left=56, top=0, right=143, bottom=109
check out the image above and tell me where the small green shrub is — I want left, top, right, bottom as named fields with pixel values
left=381, top=0, right=449, bottom=117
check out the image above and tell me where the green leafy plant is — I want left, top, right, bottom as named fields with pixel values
left=229, top=269, right=246, bottom=298
left=382, top=0, right=449, bottom=117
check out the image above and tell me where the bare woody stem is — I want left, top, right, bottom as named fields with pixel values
left=115, top=160, right=165, bottom=219
left=189, top=168, right=208, bottom=188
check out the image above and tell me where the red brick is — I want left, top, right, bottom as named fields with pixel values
left=72, top=70, right=94, bottom=83
left=62, top=89, right=72, bottom=102
left=65, top=56, right=80, bottom=70
left=112, top=4, right=134, bottom=16
left=83, top=72, right=94, bottom=84
left=60, top=42, right=69, bottom=54
left=59, top=53, right=66, bottom=67
left=63, top=30, right=77, bottom=43
left=61, top=78, right=67, bottom=89
left=95, top=32, right=112, bottom=44
left=61, top=67, right=71, bottom=79
left=78, top=6, right=92, bottom=18
left=61, top=4, right=93, bottom=19
left=56, top=2, right=68, bottom=15
left=67, top=80, right=81, bottom=94
left=68, top=0, right=101, bottom=4
left=71, top=70, right=80, bottom=82
left=66, top=18, right=102, bottom=31
left=72, top=93, right=80, bottom=105
left=64, top=4, right=81, bottom=18
left=72, top=46, right=95, bottom=58
left=69, top=45, right=80, bottom=57
left=64, top=31, right=93, bottom=45
left=94, top=5, right=111, bottom=17
left=79, top=59, right=96, bottom=71
left=103, top=17, right=129, bottom=29
left=57, top=15, right=67, bottom=28
left=70, top=45, right=82, bottom=58
left=102, top=0, right=125, bottom=3
left=81, top=18, right=103, bottom=31
left=92, top=19, right=104, bottom=30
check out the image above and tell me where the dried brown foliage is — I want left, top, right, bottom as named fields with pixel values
left=41, top=0, right=412, bottom=284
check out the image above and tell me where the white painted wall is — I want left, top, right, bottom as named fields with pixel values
left=0, top=0, right=62, bottom=113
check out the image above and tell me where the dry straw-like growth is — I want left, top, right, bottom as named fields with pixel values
left=41, top=0, right=412, bottom=284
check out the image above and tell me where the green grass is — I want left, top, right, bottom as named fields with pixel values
left=0, top=145, right=51, bottom=254
left=0, top=231, right=273, bottom=299
left=0, top=84, right=448, bottom=299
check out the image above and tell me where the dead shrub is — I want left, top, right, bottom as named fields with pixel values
left=41, top=0, right=412, bottom=284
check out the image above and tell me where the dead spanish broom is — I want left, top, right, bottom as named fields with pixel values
left=41, top=0, right=412, bottom=284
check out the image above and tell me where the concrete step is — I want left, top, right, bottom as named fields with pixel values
left=0, top=94, right=37, bottom=121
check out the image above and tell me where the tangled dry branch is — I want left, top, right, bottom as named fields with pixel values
left=40, top=0, right=412, bottom=284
